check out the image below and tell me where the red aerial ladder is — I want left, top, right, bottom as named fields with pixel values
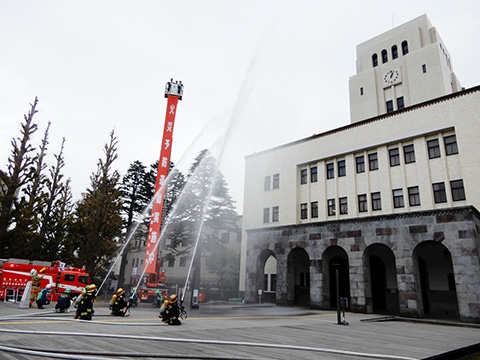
left=138, top=79, right=183, bottom=301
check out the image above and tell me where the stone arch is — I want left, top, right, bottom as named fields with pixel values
left=322, top=245, right=350, bottom=309
left=255, top=249, right=276, bottom=304
left=413, top=241, right=459, bottom=319
left=287, top=247, right=310, bottom=306
left=364, top=243, right=399, bottom=314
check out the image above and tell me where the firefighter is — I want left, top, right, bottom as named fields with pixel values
left=75, top=284, right=97, bottom=320
left=29, top=267, right=46, bottom=308
left=159, top=294, right=181, bottom=325
left=153, top=289, right=162, bottom=307
left=36, top=284, right=51, bottom=309
left=55, top=288, right=72, bottom=313
left=110, top=288, right=129, bottom=316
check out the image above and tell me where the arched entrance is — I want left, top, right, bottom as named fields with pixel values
left=413, top=241, right=459, bottom=319
left=322, top=246, right=350, bottom=309
left=364, top=243, right=399, bottom=314
left=256, top=249, right=276, bottom=304
left=287, top=247, right=310, bottom=306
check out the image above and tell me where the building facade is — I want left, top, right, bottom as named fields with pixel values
left=240, top=15, right=480, bottom=322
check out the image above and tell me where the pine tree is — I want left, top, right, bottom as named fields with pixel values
left=162, top=150, right=239, bottom=297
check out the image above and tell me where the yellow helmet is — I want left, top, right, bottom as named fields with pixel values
left=87, top=284, right=97, bottom=292
left=169, top=294, right=178, bottom=303
left=117, top=288, right=124, bottom=296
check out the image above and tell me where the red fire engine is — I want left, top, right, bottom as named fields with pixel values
left=0, top=259, right=90, bottom=302
left=137, top=269, right=168, bottom=303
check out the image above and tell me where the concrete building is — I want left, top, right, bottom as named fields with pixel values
left=240, top=14, right=480, bottom=323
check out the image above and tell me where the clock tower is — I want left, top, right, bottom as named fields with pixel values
left=348, top=14, right=462, bottom=123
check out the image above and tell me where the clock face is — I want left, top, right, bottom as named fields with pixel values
left=383, top=69, right=400, bottom=85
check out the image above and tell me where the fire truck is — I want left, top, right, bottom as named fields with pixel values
left=137, top=269, right=168, bottom=303
left=0, top=259, right=90, bottom=302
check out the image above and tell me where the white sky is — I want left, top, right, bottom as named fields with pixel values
left=1, top=1, right=480, bottom=214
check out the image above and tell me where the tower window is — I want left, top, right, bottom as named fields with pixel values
left=339, top=197, right=348, bottom=215
left=300, top=203, right=308, bottom=219
left=358, top=194, right=367, bottom=212
left=422, top=64, right=427, bottom=73
left=392, top=45, right=398, bottom=59
left=402, top=40, right=409, bottom=55
left=368, top=153, right=378, bottom=171
left=408, top=186, right=420, bottom=206
left=444, top=135, right=458, bottom=155
left=386, top=100, right=394, bottom=113
left=393, top=189, right=404, bottom=208
left=337, top=160, right=346, bottom=177
left=272, top=173, right=280, bottom=189
left=381, top=49, right=388, bottom=63
left=356, top=155, right=365, bottom=173
left=326, top=162, right=334, bottom=179
left=389, top=148, right=400, bottom=167
left=433, top=182, right=447, bottom=203
left=371, top=192, right=382, bottom=211
left=397, top=97, right=404, bottom=110
left=263, top=208, right=270, bottom=223
left=311, top=201, right=318, bottom=218
left=327, top=199, right=336, bottom=216
left=272, top=206, right=279, bottom=222
left=450, top=180, right=466, bottom=201
left=310, top=167, right=318, bottom=183
left=427, top=139, right=441, bottom=159
left=404, top=144, right=416, bottom=164
left=300, top=169, right=307, bottom=184
left=372, top=53, right=378, bottom=67
left=360, top=87, right=364, bottom=95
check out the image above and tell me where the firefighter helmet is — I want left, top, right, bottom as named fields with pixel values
left=30, top=269, right=38, bottom=276
left=169, top=294, right=178, bottom=303
left=87, top=284, right=97, bottom=292
left=117, top=288, right=124, bottom=296
left=46, top=284, right=52, bottom=289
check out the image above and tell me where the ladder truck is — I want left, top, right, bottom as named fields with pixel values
left=137, top=79, right=183, bottom=302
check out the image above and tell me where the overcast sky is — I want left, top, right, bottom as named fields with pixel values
left=1, top=1, right=479, bottom=213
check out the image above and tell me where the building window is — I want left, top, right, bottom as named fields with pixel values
left=326, top=162, right=334, bottom=179
left=386, top=100, right=394, bottom=113
left=393, top=189, right=404, bottom=208
left=300, top=169, right=307, bottom=184
left=338, top=160, right=346, bottom=177
left=408, top=186, right=420, bottom=206
left=433, top=182, right=447, bottom=203
left=180, top=257, right=187, bottom=267
left=444, top=135, right=458, bottom=155
left=221, top=232, right=229, bottom=244
left=356, top=155, right=365, bottom=173
left=300, top=203, right=308, bottom=219
left=264, top=175, right=271, bottom=190
left=381, top=49, right=388, bottom=63
left=263, top=208, right=270, bottom=223
left=404, top=144, right=416, bottom=164
left=427, top=139, right=441, bottom=159
left=372, top=53, right=378, bottom=67
left=389, top=148, right=400, bottom=167
left=339, top=197, right=348, bottom=215
left=402, top=40, right=409, bottom=55
left=371, top=192, right=381, bottom=211
left=450, top=180, right=466, bottom=201
left=168, top=257, right=175, bottom=267
left=360, top=87, right=364, bottom=95
left=272, top=173, right=280, bottom=189
left=310, top=167, right=318, bottom=183
left=327, top=199, right=336, bottom=216
left=397, top=97, right=404, bottom=110
left=422, top=64, right=427, bottom=73
left=311, top=201, right=318, bottom=218
left=368, top=153, right=378, bottom=171
left=358, top=194, right=367, bottom=212
left=272, top=206, right=279, bottom=222
left=392, top=45, right=398, bottom=59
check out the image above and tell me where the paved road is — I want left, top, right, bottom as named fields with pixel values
left=0, top=300, right=479, bottom=359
